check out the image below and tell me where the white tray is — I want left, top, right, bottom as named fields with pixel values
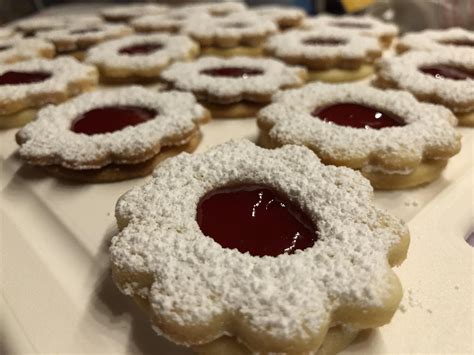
left=1, top=6, right=473, bottom=354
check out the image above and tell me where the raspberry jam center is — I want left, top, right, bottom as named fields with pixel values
left=332, top=21, right=372, bottom=29
left=439, top=39, right=474, bottom=47
left=119, top=43, right=163, bottom=55
left=71, top=106, right=156, bottom=135
left=0, top=70, right=51, bottom=85
left=201, top=67, right=263, bottom=78
left=313, top=103, right=405, bottom=129
left=419, top=65, right=474, bottom=81
left=303, top=37, right=346, bottom=46
left=196, top=185, right=318, bottom=257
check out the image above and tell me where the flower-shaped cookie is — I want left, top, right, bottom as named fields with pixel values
left=131, top=13, right=190, bottom=34
left=0, top=27, right=16, bottom=39
left=101, top=3, right=168, bottom=23
left=37, top=23, right=133, bottom=57
left=85, top=34, right=199, bottom=83
left=0, top=38, right=54, bottom=64
left=265, top=28, right=381, bottom=82
left=258, top=83, right=461, bottom=189
left=110, top=139, right=409, bottom=353
left=172, top=1, right=247, bottom=17
left=16, top=87, right=210, bottom=181
left=397, top=28, right=474, bottom=53
left=375, top=50, right=474, bottom=126
left=160, top=56, right=307, bottom=118
left=15, top=15, right=104, bottom=36
left=0, top=57, right=97, bottom=128
left=182, top=12, right=277, bottom=57
left=252, top=5, right=306, bottom=29
left=302, top=14, right=398, bottom=47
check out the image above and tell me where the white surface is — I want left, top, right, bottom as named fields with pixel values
left=1, top=5, right=473, bottom=354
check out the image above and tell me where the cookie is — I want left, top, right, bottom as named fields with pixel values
left=110, top=139, right=409, bottom=353
left=374, top=49, right=474, bottom=127
left=251, top=5, right=306, bottom=30
left=171, top=1, right=247, bottom=17
left=0, top=57, right=97, bottom=129
left=0, top=38, right=55, bottom=64
left=258, top=83, right=461, bottom=189
left=85, top=33, right=199, bottom=84
left=397, top=28, right=474, bottom=53
left=16, top=87, right=210, bottom=182
left=265, top=28, right=382, bottom=83
left=15, top=15, right=104, bottom=37
left=0, top=27, right=17, bottom=39
left=160, top=56, right=307, bottom=118
left=101, top=3, right=168, bottom=23
left=302, top=14, right=398, bottom=47
left=182, top=12, right=277, bottom=58
left=37, top=23, right=133, bottom=60
left=131, top=13, right=191, bottom=34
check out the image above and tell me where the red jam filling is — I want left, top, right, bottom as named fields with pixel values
left=332, top=21, right=372, bottom=29
left=196, top=185, right=318, bottom=257
left=439, top=39, right=474, bottom=47
left=419, top=65, right=474, bottom=81
left=118, top=43, right=163, bottom=55
left=71, top=106, right=156, bottom=135
left=201, top=67, right=263, bottom=78
left=0, top=71, right=51, bottom=85
left=313, top=103, right=405, bottom=129
left=303, top=37, right=346, bottom=46
left=70, top=28, right=100, bottom=35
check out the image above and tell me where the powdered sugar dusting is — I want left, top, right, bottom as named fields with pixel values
left=0, top=38, right=54, bottom=63
left=17, top=87, right=207, bottom=169
left=0, top=57, right=97, bottom=114
left=160, top=56, right=306, bottom=103
left=265, top=28, right=381, bottom=62
left=398, top=28, right=474, bottom=52
left=182, top=13, right=277, bottom=46
left=251, top=5, right=306, bottom=25
left=376, top=50, right=474, bottom=113
left=15, top=15, right=104, bottom=33
left=0, top=27, right=16, bottom=39
left=258, top=83, right=460, bottom=172
left=101, top=4, right=168, bottom=21
left=110, top=139, right=406, bottom=345
left=302, top=14, right=398, bottom=39
left=131, top=13, right=189, bottom=33
left=171, top=2, right=247, bottom=17
left=85, top=34, right=198, bottom=72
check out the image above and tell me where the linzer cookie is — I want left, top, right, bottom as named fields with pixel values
left=0, top=27, right=16, bottom=39
left=258, top=83, right=461, bottom=189
left=85, top=33, right=199, bottom=84
left=0, top=57, right=97, bottom=129
left=110, top=139, right=409, bottom=353
left=160, top=56, right=307, bottom=118
left=131, top=13, right=191, bottom=34
left=397, top=28, right=474, bottom=53
left=171, top=1, right=247, bottom=17
left=374, top=50, right=474, bottom=127
left=182, top=13, right=277, bottom=57
left=16, top=87, right=210, bottom=182
left=0, top=38, right=54, bottom=64
left=302, top=14, right=399, bottom=47
left=15, top=15, right=104, bottom=37
left=37, top=23, right=133, bottom=60
left=265, top=28, right=382, bottom=83
left=101, top=3, right=168, bottom=23
left=251, top=5, right=306, bottom=30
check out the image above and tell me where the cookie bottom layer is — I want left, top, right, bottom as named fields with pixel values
left=200, top=46, right=263, bottom=58
left=361, top=159, right=448, bottom=190
left=41, top=131, right=202, bottom=183
left=308, top=64, right=374, bottom=83
left=0, top=108, right=38, bottom=129
left=193, top=326, right=360, bottom=355
left=202, top=100, right=266, bottom=118
left=258, top=130, right=448, bottom=190
left=457, top=110, right=474, bottom=127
